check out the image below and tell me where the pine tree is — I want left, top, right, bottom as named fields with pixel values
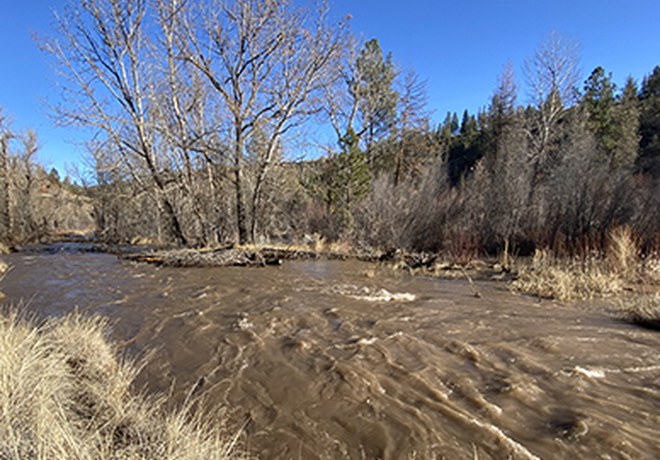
left=489, top=62, right=517, bottom=139
left=451, top=112, right=460, bottom=134
left=439, top=112, right=453, bottom=141
left=583, top=66, right=617, bottom=162
left=612, top=77, right=640, bottom=169
left=350, top=39, right=398, bottom=161
left=460, top=110, right=478, bottom=139
left=437, top=113, right=455, bottom=161
left=321, top=128, right=371, bottom=235
left=638, top=66, right=660, bottom=177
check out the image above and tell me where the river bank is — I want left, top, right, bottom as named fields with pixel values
left=6, top=235, right=660, bottom=330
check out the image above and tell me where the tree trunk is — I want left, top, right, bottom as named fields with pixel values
left=0, top=137, right=11, bottom=240
left=235, top=167, right=249, bottom=244
left=148, top=171, right=187, bottom=246
left=160, top=196, right=186, bottom=246
left=234, top=132, right=249, bottom=245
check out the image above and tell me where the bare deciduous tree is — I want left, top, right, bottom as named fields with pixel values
left=180, top=0, right=348, bottom=243
left=0, top=112, right=13, bottom=238
left=393, top=69, right=430, bottom=186
left=44, top=0, right=188, bottom=244
left=524, top=31, right=581, bottom=166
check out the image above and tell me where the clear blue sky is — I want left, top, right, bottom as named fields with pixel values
left=1, top=0, right=659, bottom=177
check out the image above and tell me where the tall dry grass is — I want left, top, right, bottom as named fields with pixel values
left=0, top=310, right=245, bottom=460
left=511, top=250, right=623, bottom=301
left=606, top=226, right=640, bottom=280
left=617, top=293, right=660, bottom=330
left=511, top=227, right=656, bottom=301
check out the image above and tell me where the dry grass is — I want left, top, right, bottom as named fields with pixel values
left=512, top=227, right=660, bottom=301
left=0, top=260, right=8, bottom=301
left=512, top=227, right=659, bottom=302
left=617, top=293, right=660, bottom=330
left=512, top=250, right=624, bottom=301
left=606, top=226, right=640, bottom=280
left=0, top=310, right=245, bottom=460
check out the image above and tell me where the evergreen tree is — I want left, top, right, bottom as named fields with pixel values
left=437, top=113, right=455, bottom=161
left=489, top=62, right=517, bottom=138
left=321, top=128, right=371, bottom=235
left=451, top=112, right=460, bottom=134
left=447, top=110, right=485, bottom=185
left=638, top=66, right=660, bottom=177
left=459, top=110, right=478, bottom=139
left=350, top=39, right=398, bottom=161
left=583, top=66, right=617, bottom=162
left=47, top=167, right=61, bottom=184
left=612, top=77, right=640, bottom=169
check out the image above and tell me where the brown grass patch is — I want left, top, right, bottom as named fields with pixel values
left=617, top=294, right=660, bottom=330
left=511, top=250, right=624, bottom=301
left=606, top=226, right=640, bottom=280
left=0, top=310, right=245, bottom=460
left=512, top=228, right=659, bottom=301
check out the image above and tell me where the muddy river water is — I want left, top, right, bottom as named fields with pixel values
left=1, top=245, right=659, bottom=459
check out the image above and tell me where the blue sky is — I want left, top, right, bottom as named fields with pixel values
left=1, top=0, right=659, bottom=177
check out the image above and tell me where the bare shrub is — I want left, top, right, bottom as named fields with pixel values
left=641, top=256, right=660, bottom=283
left=352, top=174, right=418, bottom=250
left=405, top=161, right=469, bottom=253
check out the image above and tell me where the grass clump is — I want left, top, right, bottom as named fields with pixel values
left=0, top=309, right=244, bottom=460
left=606, top=227, right=640, bottom=279
left=512, top=249, right=623, bottom=301
left=618, top=294, right=660, bottom=330
left=512, top=227, right=659, bottom=301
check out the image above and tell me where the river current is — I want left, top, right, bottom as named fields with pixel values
left=1, top=245, right=658, bottom=459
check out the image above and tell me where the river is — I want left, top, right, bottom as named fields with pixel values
left=1, top=244, right=658, bottom=459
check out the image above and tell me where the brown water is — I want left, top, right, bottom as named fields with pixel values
left=2, top=245, right=659, bottom=459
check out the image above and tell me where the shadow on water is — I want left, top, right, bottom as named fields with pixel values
left=1, top=243, right=659, bottom=459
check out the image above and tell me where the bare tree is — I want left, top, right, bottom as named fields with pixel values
left=153, top=0, right=225, bottom=245
left=393, top=69, right=430, bottom=186
left=178, top=0, right=348, bottom=244
left=524, top=31, right=581, bottom=167
left=476, top=115, right=531, bottom=266
left=13, top=130, right=40, bottom=239
left=0, top=112, right=13, bottom=239
left=44, top=0, right=188, bottom=245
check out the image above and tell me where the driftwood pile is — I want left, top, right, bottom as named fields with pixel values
left=123, top=245, right=357, bottom=268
